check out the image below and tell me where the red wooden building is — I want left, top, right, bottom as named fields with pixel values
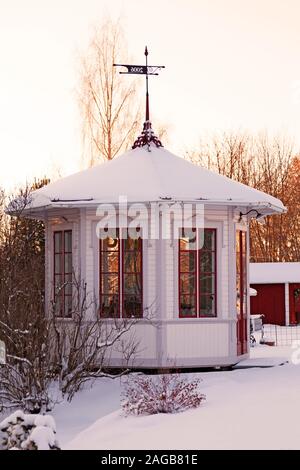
left=250, top=262, right=300, bottom=325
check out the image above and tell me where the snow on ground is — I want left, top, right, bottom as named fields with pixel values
left=53, top=378, right=122, bottom=446
left=58, top=344, right=300, bottom=450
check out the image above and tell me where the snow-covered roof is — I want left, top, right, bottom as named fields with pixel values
left=250, top=262, right=300, bottom=284
left=17, top=143, right=285, bottom=216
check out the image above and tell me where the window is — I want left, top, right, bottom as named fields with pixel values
left=54, top=230, right=72, bottom=317
left=179, top=228, right=216, bottom=318
left=99, top=228, right=143, bottom=318
left=236, top=230, right=248, bottom=354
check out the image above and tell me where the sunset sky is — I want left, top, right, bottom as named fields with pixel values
left=1, top=0, right=300, bottom=190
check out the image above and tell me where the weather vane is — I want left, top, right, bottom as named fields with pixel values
left=114, top=47, right=165, bottom=149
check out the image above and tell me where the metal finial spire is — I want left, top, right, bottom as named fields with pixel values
left=145, top=46, right=150, bottom=122
left=113, top=47, right=165, bottom=149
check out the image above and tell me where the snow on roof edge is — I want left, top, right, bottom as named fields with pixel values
left=250, top=262, right=300, bottom=284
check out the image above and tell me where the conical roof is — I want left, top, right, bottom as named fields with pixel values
left=22, top=143, right=285, bottom=216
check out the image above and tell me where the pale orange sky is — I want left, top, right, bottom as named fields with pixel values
left=1, top=0, right=300, bottom=189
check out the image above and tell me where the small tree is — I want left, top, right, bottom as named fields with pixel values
left=78, top=18, right=141, bottom=166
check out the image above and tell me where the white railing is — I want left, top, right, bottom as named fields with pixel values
left=263, top=324, right=300, bottom=346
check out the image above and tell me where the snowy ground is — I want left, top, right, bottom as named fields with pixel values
left=51, top=343, right=300, bottom=450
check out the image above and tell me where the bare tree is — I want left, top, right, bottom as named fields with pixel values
left=249, top=135, right=293, bottom=262
left=78, top=18, right=142, bottom=166
left=186, top=131, right=256, bottom=185
left=186, top=132, right=298, bottom=262
left=0, top=184, right=51, bottom=413
left=49, top=275, right=145, bottom=401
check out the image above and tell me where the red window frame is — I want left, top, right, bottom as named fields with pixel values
left=178, top=228, right=197, bottom=318
left=179, top=228, right=217, bottom=318
left=99, top=230, right=121, bottom=318
left=53, top=230, right=72, bottom=318
left=99, top=229, right=143, bottom=318
left=236, top=230, right=248, bottom=355
left=122, top=231, right=143, bottom=318
left=199, top=228, right=217, bottom=318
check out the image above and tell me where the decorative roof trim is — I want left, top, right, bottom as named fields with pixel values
left=132, top=120, right=163, bottom=149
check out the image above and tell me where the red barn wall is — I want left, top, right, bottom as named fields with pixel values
left=250, top=283, right=285, bottom=326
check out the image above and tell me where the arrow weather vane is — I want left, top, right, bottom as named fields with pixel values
left=114, top=47, right=165, bottom=149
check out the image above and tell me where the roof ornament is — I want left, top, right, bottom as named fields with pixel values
left=114, top=47, right=165, bottom=150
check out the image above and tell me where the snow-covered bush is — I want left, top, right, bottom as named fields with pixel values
left=0, top=410, right=60, bottom=450
left=121, top=373, right=206, bottom=416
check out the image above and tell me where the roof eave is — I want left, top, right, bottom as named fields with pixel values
left=13, top=197, right=285, bottom=221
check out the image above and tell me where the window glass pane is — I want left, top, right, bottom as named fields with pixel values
left=241, top=231, right=246, bottom=254
left=200, top=295, right=215, bottom=317
left=54, top=274, right=62, bottom=289
left=101, top=273, right=119, bottom=295
left=236, top=232, right=240, bottom=253
left=124, top=230, right=141, bottom=250
left=64, top=274, right=72, bottom=295
left=123, top=233, right=142, bottom=317
left=64, top=231, right=72, bottom=252
left=64, top=253, right=72, bottom=274
left=55, top=293, right=63, bottom=316
left=124, top=274, right=142, bottom=296
left=179, top=252, right=196, bottom=272
left=236, top=275, right=241, bottom=312
left=203, top=229, right=215, bottom=250
left=236, top=231, right=241, bottom=313
left=241, top=232, right=247, bottom=313
left=102, top=237, right=119, bottom=251
left=101, top=251, right=119, bottom=273
left=179, top=229, right=197, bottom=250
left=242, top=254, right=247, bottom=292
left=236, top=256, right=240, bottom=275
left=200, top=274, right=215, bottom=294
left=54, top=232, right=62, bottom=253
left=100, top=294, right=119, bottom=317
left=200, top=251, right=214, bottom=273
left=180, top=273, right=196, bottom=295
left=123, top=295, right=142, bottom=318
left=64, top=296, right=72, bottom=317
left=54, top=254, right=62, bottom=274
left=180, top=295, right=196, bottom=317
left=124, top=251, right=141, bottom=273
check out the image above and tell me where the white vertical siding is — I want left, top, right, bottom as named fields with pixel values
left=146, top=214, right=158, bottom=316
left=165, top=238, right=174, bottom=320
left=285, top=282, right=290, bottom=325
left=85, top=212, right=95, bottom=311
left=166, top=322, right=229, bottom=359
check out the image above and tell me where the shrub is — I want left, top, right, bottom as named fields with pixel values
left=121, top=373, right=206, bottom=416
left=0, top=410, right=60, bottom=450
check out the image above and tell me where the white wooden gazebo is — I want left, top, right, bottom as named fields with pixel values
left=19, top=119, right=285, bottom=369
